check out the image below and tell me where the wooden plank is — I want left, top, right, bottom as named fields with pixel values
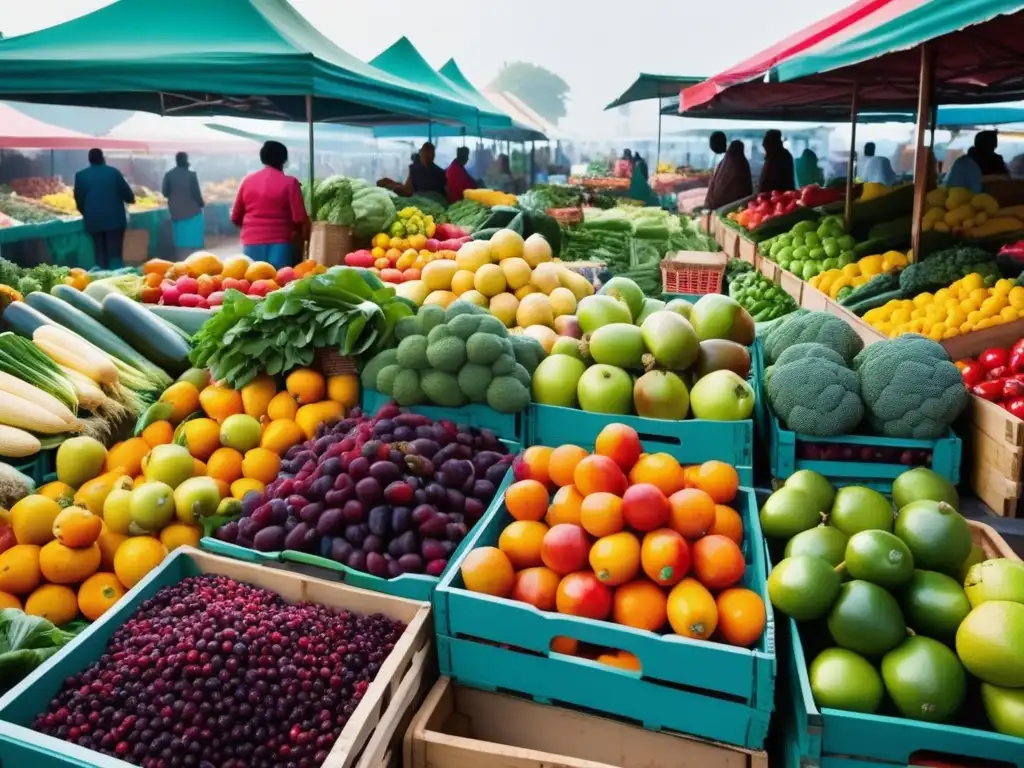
left=939, top=316, right=1024, bottom=361
left=800, top=284, right=829, bottom=311
left=779, top=270, right=804, bottom=304
left=738, top=236, right=757, bottom=265
left=722, top=228, right=740, bottom=258
left=967, top=425, right=1023, bottom=479
left=406, top=678, right=768, bottom=768
left=969, top=459, right=1022, bottom=518
left=967, top=395, right=1024, bottom=448
left=757, top=257, right=780, bottom=285
left=825, top=300, right=886, bottom=346
left=968, top=520, right=1022, bottom=561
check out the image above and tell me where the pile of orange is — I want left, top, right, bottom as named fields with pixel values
left=461, top=423, right=767, bottom=662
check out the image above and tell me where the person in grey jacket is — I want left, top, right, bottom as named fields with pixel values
left=162, top=152, right=206, bottom=256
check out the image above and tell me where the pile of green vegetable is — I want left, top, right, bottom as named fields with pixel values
left=0, top=258, right=69, bottom=297
left=898, top=246, right=998, bottom=295
left=725, top=258, right=754, bottom=286
left=0, top=609, right=85, bottom=693
left=190, top=267, right=413, bottom=388
left=361, top=301, right=546, bottom=413
left=516, top=184, right=585, bottom=212
left=307, top=176, right=397, bottom=239
left=761, top=313, right=968, bottom=439
left=0, top=195, right=63, bottom=224
left=728, top=271, right=799, bottom=322
left=441, top=199, right=490, bottom=232
left=401, top=193, right=447, bottom=220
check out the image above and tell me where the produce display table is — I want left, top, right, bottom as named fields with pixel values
left=203, top=201, right=236, bottom=236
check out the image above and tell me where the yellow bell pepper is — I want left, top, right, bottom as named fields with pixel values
left=945, top=187, right=974, bottom=211
left=858, top=254, right=884, bottom=277
left=829, top=276, right=852, bottom=299
left=881, top=251, right=909, bottom=271
left=840, top=263, right=861, bottom=279
left=944, top=204, right=975, bottom=227
left=971, top=193, right=1000, bottom=215
left=969, top=217, right=1024, bottom=238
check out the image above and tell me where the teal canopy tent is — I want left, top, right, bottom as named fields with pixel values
left=606, top=74, right=704, bottom=110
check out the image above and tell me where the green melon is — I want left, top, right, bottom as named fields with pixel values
left=760, top=487, right=821, bottom=540
left=964, top=558, right=1024, bottom=608
left=956, top=601, right=1024, bottom=687
left=892, top=467, right=959, bottom=511
left=981, top=683, right=1024, bottom=738
left=784, top=470, right=835, bottom=513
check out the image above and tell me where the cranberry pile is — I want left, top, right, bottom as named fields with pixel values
left=216, top=405, right=512, bottom=578
left=33, top=575, right=406, bottom=768
left=798, top=441, right=933, bottom=466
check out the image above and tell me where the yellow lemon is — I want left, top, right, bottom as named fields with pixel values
left=912, top=292, right=934, bottom=308
left=450, top=270, right=477, bottom=296
left=943, top=327, right=960, bottom=339
left=159, top=523, right=202, bottom=552
left=113, top=536, right=168, bottom=589
left=1001, top=306, right=1019, bottom=322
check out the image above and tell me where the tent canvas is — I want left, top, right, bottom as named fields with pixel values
left=606, top=74, right=704, bottom=110
left=207, top=118, right=373, bottom=152
left=104, top=112, right=260, bottom=154
left=0, top=103, right=148, bottom=150
left=484, top=91, right=566, bottom=140
left=0, top=0, right=437, bottom=124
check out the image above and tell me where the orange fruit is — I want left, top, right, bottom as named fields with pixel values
left=574, top=455, right=628, bottom=497
left=141, top=420, right=174, bottom=448
left=285, top=368, right=326, bottom=405
left=668, top=488, right=717, bottom=539
left=266, top=391, right=299, bottom=422
left=510, top=566, right=560, bottom=610
left=96, top=525, right=127, bottom=571
left=460, top=547, right=514, bottom=597
left=693, top=461, right=739, bottom=504
left=692, top=535, right=745, bottom=591
left=182, top=418, right=221, bottom=461
left=641, top=528, right=691, bottom=587
left=555, top=571, right=612, bottom=620
left=326, top=374, right=360, bottom=409
left=159, top=523, right=202, bottom=552
left=513, top=446, right=552, bottom=486
left=708, top=505, right=744, bottom=545
left=667, top=578, right=718, bottom=639
left=52, top=507, right=103, bottom=548
left=39, top=541, right=101, bottom=584
left=505, top=480, right=549, bottom=522
left=550, top=636, right=579, bottom=655
left=498, top=520, right=548, bottom=569
left=596, top=651, right=642, bottom=671
left=192, top=457, right=207, bottom=476
left=241, top=448, right=281, bottom=485
left=629, top=453, right=685, bottom=496
left=716, top=588, right=766, bottom=647
left=545, top=485, right=583, bottom=526
left=589, top=531, right=640, bottom=586
left=547, top=445, right=589, bottom=487
left=682, top=464, right=701, bottom=489
left=25, top=584, right=79, bottom=625
left=77, top=572, right=126, bottom=621
left=0, top=545, right=41, bottom=595
left=207, top=447, right=244, bottom=485
left=541, top=524, right=591, bottom=575
left=37, top=481, right=75, bottom=508
left=594, top=423, right=642, bottom=471
left=198, top=385, right=244, bottom=423
left=160, top=381, right=201, bottom=423
left=114, top=536, right=168, bottom=589
left=230, top=478, right=265, bottom=500
left=105, top=437, right=151, bottom=477
left=260, top=419, right=305, bottom=456
left=0, top=591, right=22, bottom=610
left=579, top=492, right=624, bottom=538
left=613, top=580, right=667, bottom=631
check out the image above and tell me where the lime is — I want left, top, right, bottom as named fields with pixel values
left=810, top=648, right=883, bottom=713
left=827, top=580, right=906, bottom=656
left=882, top=636, right=965, bottom=722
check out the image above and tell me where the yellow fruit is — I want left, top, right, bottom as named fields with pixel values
left=96, top=525, right=127, bottom=571
left=39, top=540, right=101, bottom=585
left=499, top=257, right=531, bottom=290
left=230, top=478, right=265, bottom=500
left=396, top=280, right=429, bottom=306
left=514, top=284, right=536, bottom=301
left=206, top=447, right=244, bottom=485
left=240, top=374, right=277, bottom=420
left=159, top=523, right=202, bottom=552
left=113, top=536, right=168, bottom=589
left=11, top=495, right=62, bottom=545
left=266, top=391, right=299, bottom=421
left=423, top=290, right=456, bottom=308
left=242, top=448, right=282, bottom=485
left=450, top=270, right=476, bottom=296
left=25, top=584, right=79, bottom=626
left=454, top=241, right=492, bottom=272
left=488, top=293, right=519, bottom=327
left=474, top=264, right=507, bottom=297
left=102, top=486, right=133, bottom=534
left=199, top=385, right=244, bottom=423
left=74, top=470, right=132, bottom=517
left=56, top=436, right=107, bottom=489
left=490, top=229, right=525, bottom=262
left=78, top=573, right=125, bottom=621
left=295, top=401, right=343, bottom=440
left=52, top=506, right=103, bottom=548
left=326, top=374, right=359, bottom=409
left=422, top=260, right=459, bottom=292
left=159, top=381, right=201, bottom=423
left=548, top=287, right=577, bottom=317
left=105, top=438, right=151, bottom=478
left=516, top=293, right=555, bottom=328
left=530, top=262, right=561, bottom=294
left=37, top=481, right=75, bottom=509
left=260, top=419, right=304, bottom=456
left=0, top=545, right=41, bottom=595
left=181, top=418, right=222, bottom=461
left=141, top=420, right=174, bottom=448
left=0, top=591, right=22, bottom=610
left=458, top=290, right=489, bottom=308
left=285, top=368, right=325, bottom=405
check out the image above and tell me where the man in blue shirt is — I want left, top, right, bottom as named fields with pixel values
left=74, top=149, right=135, bottom=269
left=858, top=143, right=896, bottom=185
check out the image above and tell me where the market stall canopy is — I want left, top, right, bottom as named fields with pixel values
left=678, top=0, right=921, bottom=115
left=483, top=90, right=567, bottom=141
left=103, top=112, right=261, bottom=154
left=206, top=118, right=373, bottom=152
left=438, top=59, right=543, bottom=141
left=368, top=37, right=495, bottom=128
left=774, top=0, right=1024, bottom=109
left=0, top=103, right=149, bottom=150
left=0, top=0, right=438, bottom=124
left=606, top=74, right=704, bottom=110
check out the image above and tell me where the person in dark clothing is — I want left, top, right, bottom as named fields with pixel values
left=708, top=131, right=727, bottom=168
left=74, top=148, right=135, bottom=269
left=971, top=130, right=1010, bottom=177
left=705, top=140, right=753, bottom=211
left=163, top=152, right=206, bottom=257
left=758, top=129, right=796, bottom=194
left=381, top=142, right=447, bottom=197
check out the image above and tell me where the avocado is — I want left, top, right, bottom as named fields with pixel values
left=785, top=526, right=847, bottom=568
left=767, top=556, right=841, bottom=621
left=894, top=500, right=972, bottom=576
left=843, top=530, right=914, bottom=589
left=827, top=580, right=906, bottom=657
left=901, top=569, right=971, bottom=640
left=882, top=636, right=966, bottom=722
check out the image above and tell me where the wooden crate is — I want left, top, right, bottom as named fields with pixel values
left=800, top=284, right=829, bottom=311
left=968, top=519, right=1021, bottom=560
left=757, top=256, right=780, bottom=285
left=824, top=300, right=887, bottom=347
left=964, top=395, right=1024, bottom=517
left=939, top=316, right=1024, bottom=361
left=779, top=269, right=804, bottom=304
left=738, top=235, right=757, bottom=264
left=721, top=227, right=740, bottom=258
left=310, top=222, right=353, bottom=267
left=0, top=548, right=432, bottom=768
left=404, top=678, right=768, bottom=768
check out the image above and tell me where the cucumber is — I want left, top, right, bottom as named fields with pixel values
left=1, top=302, right=55, bottom=339
left=848, top=289, right=908, bottom=316
left=470, top=227, right=501, bottom=241
left=50, top=284, right=104, bottom=321
left=24, top=291, right=163, bottom=378
left=102, top=294, right=191, bottom=375
left=145, top=305, right=215, bottom=336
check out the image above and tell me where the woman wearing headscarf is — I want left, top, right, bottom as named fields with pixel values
left=628, top=153, right=659, bottom=206
left=704, top=141, right=753, bottom=211
left=758, top=130, right=795, bottom=194
left=794, top=149, right=824, bottom=188
left=230, top=141, right=310, bottom=268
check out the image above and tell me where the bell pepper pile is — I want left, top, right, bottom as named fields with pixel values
left=958, top=340, right=1024, bottom=418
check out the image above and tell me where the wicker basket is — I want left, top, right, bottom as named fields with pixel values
left=547, top=207, right=583, bottom=226
left=309, top=222, right=353, bottom=267
left=661, top=250, right=728, bottom=295
left=315, top=347, right=358, bottom=377
left=122, top=229, right=150, bottom=265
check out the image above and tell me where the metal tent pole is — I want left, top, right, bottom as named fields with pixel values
left=910, top=44, right=935, bottom=262
left=656, top=102, right=663, bottom=172
left=530, top=140, right=536, bottom=186
left=844, top=82, right=859, bottom=230
left=305, top=95, right=314, bottom=202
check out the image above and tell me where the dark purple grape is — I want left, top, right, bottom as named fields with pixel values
left=348, top=457, right=371, bottom=482
left=407, top=438, right=439, bottom=458
left=393, top=426, right=414, bottom=442
left=445, top=489, right=465, bottom=513
left=367, top=507, right=390, bottom=537
left=456, top=431, right=473, bottom=447
left=485, top=463, right=509, bottom=487
left=419, top=513, right=449, bottom=538
left=433, top=444, right=457, bottom=465
left=344, top=523, right=369, bottom=546
left=374, top=419, right=396, bottom=436
left=334, top=473, right=354, bottom=492
left=241, top=492, right=263, bottom=517
left=310, top=476, right=334, bottom=501
left=284, top=516, right=299, bottom=532
left=391, top=506, right=412, bottom=534
left=446, top=522, right=468, bottom=542
left=330, top=538, right=353, bottom=564
left=369, top=461, right=401, bottom=486
left=341, top=500, right=366, bottom=524
left=366, top=553, right=388, bottom=578
left=324, top=488, right=351, bottom=508
left=356, top=477, right=383, bottom=507
left=426, top=559, right=448, bottom=577
left=397, top=554, right=424, bottom=574
left=414, top=425, right=435, bottom=440
left=319, top=535, right=334, bottom=558
left=421, top=539, right=447, bottom=562
left=214, top=521, right=239, bottom=542
left=412, top=505, right=436, bottom=525
left=388, top=449, right=404, bottom=465
left=464, top=497, right=485, bottom=521
left=237, top=517, right=261, bottom=540
left=388, top=538, right=405, bottom=558
left=472, top=451, right=502, bottom=474
left=395, top=412, right=430, bottom=428
left=425, top=483, right=447, bottom=505
left=284, top=522, right=313, bottom=552
left=387, top=558, right=402, bottom=577
left=383, top=481, right=414, bottom=506
left=393, top=531, right=417, bottom=556
left=413, top=488, right=429, bottom=506
left=293, top=450, right=315, bottom=467
left=299, top=502, right=324, bottom=525
left=317, top=508, right=345, bottom=536
left=363, top=534, right=383, bottom=554
left=440, top=540, right=457, bottom=557
left=251, top=504, right=273, bottom=527
left=441, top=459, right=474, bottom=488
left=318, top=457, right=342, bottom=477
left=361, top=440, right=383, bottom=460
left=454, top=444, right=474, bottom=460
left=346, top=549, right=367, bottom=572
left=284, top=444, right=303, bottom=460
left=313, top=435, right=335, bottom=455
left=404, top=455, right=435, bottom=477
left=472, top=479, right=496, bottom=502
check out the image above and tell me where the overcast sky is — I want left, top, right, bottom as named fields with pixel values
left=4, top=0, right=855, bottom=137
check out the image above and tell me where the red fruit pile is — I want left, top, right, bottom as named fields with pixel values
left=216, top=405, right=512, bottom=578
left=33, top=574, right=405, bottom=767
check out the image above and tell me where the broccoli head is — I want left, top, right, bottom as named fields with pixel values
left=476, top=315, right=509, bottom=338
left=445, top=300, right=488, bottom=322
left=457, top=363, right=493, bottom=403
left=852, top=334, right=945, bottom=372
left=391, top=369, right=425, bottom=406
left=510, top=362, right=531, bottom=389
left=509, top=334, right=546, bottom=374
left=376, top=364, right=401, bottom=397
left=426, top=335, right=468, bottom=373
left=766, top=357, right=864, bottom=437
left=361, top=349, right=397, bottom=390
left=396, top=335, right=430, bottom=370
left=394, top=315, right=421, bottom=342
left=859, top=339, right=968, bottom=439
left=491, top=352, right=517, bottom=376
left=486, top=375, right=530, bottom=413
left=764, top=311, right=863, bottom=365
left=466, top=333, right=512, bottom=366
left=418, top=304, right=446, bottom=335
left=427, top=324, right=451, bottom=344
left=421, top=371, right=467, bottom=407
left=448, top=314, right=483, bottom=341
left=774, top=342, right=847, bottom=370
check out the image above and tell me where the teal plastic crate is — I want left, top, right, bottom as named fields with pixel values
left=2, top=450, right=54, bottom=487
left=200, top=439, right=518, bottom=601
left=433, top=487, right=775, bottom=750
left=526, top=404, right=754, bottom=486
left=361, top=388, right=524, bottom=443
left=779, top=605, right=1024, bottom=767
left=755, top=348, right=962, bottom=492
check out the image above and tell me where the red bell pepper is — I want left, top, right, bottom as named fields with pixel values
left=1007, top=398, right=1024, bottom=420
left=959, top=360, right=985, bottom=387
left=1002, top=378, right=1024, bottom=400
left=986, top=366, right=1008, bottom=380
left=1010, top=348, right=1024, bottom=374
left=979, top=347, right=1008, bottom=370
left=971, top=379, right=1006, bottom=401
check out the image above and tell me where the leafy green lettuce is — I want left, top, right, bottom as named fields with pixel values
left=0, top=609, right=83, bottom=692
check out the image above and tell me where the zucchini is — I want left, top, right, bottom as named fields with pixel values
left=506, top=213, right=525, bottom=235
left=24, top=291, right=162, bottom=378
left=102, top=294, right=191, bottom=375
left=50, top=284, right=104, bottom=321
left=1, top=302, right=55, bottom=339
left=470, top=227, right=501, bottom=241
left=480, top=206, right=520, bottom=230
left=145, top=305, right=215, bottom=336
left=848, top=289, right=908, bottom=316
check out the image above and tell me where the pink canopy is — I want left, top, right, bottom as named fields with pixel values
left=0, top=104, right=148, bottom=150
